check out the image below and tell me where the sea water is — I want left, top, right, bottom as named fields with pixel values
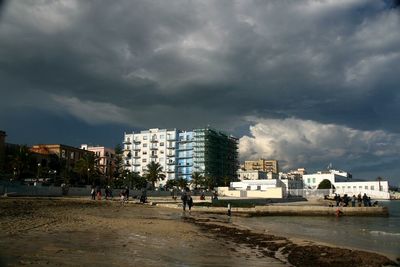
left=234, top=201, right=400, bottom=259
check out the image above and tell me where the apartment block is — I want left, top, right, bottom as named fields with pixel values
left=244, top=159, right=279, bottom=174
left=123, top=127, right=238, bottom=186
left=123, top=128, right=178, bottom=181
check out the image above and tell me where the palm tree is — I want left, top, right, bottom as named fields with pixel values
left=176, top=177, right=188, bottom=190
left=11, top=145, right=33, bottom=180
left=145, top=161, right=165, bottom=188
left=191, top=172, right=204, bottom=189
left=74, top=153, right=98, bottom=185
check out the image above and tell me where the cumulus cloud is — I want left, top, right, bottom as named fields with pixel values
left=239, top=118, right=400, bottom=175
left=1, top=0, right=400, bottom=181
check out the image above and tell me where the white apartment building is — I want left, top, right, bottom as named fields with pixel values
left=123, top=128, right=178, bottom=185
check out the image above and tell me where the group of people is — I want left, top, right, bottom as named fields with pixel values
left=181, top=188, right=194, bottom=212
left=333, top=193, right=378, bottom=207
left=90, top=186, right=129, bottom=202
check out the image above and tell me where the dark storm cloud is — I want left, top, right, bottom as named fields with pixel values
left=1, top=0, right=400, bottom=182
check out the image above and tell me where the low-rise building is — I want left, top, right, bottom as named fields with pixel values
left=302, top=170, right=350, bottom=189
left=244, top=159, right=279, bottom=174
left=238, top=170, right=267, bottom=180
left=30, top=144, right=94, bottom=172
left=80, top=145, right=115, bottom=180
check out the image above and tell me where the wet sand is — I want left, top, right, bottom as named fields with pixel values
left=0, top=198, right=397, bottom=267
left=0, top=198, right=284, bottom=267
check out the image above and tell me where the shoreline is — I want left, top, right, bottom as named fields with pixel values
left=182, top=212, right=399, bottom=267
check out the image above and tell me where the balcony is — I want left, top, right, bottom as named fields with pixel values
left=150, top=146, right=158, bottom=150
left=167, top=169, right=175, bottom=173
left=167, top=136, right=176, bottom=141
left=167, top=154, right=175, bottom=157
left=178, top=154, right=192, bottom=159
left=150, top=155, right=158, bottom=158
left=150, top=139, right=158, bottom=143
left=133, top=140, right=141, bottom=144
left=177, top=146, right=192, bottom=151
left=167, top=161, right=176, bottom=165
left=178, top=138, right=193, bottom=143
left=133, top=162, right=141, bottom=166
left=123, top=140, right=131, bottom=144
left=133, top=155, right=141, bottom=158
left=133, top=147, right=141, bottom=151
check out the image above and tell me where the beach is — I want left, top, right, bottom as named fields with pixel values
left=0, top=198, right=398, bottom=267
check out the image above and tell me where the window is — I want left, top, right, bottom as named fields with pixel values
left=359, top=186, right=362, bottom=189
left=371, top=186, right=374, bottom=190
left=142, top=159, right=147, bottom=163
left=312, top=178, right=316, bottom=184
left=143, top=136, right=148, bottom=140
left=143, top=143, right=147, bottom=147
left=70, top=152, right=75, bottom=159
left=160, top=142, right=164, bottom=146
left=307, top=178, right=310, bottom=184
left=347, top=186, right=351, bottom=189
left=159, top=157, right=164, bottom=162
left=353, top=186, right=356, bottom=189
left=160, top=134, right=164, bottom=139
left=134, top=152, right=139, bottom=156
left=365, top=186, right=368, bottom=190
left=160, top=150, right=164, bottom=154
left=143, top=151, right=147, bottom=155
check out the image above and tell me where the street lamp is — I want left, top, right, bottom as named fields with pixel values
left=37, top=163, right=41, bottom=181
left=87, top=168, right=91, bottom=185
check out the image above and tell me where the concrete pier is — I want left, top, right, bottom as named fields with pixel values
left=157, top=203, right=389, bottom=217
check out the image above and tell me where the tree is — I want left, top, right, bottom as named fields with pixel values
left=204, top=176, right=215, bottom=190
left=165, top=179, right=177, bottom=190
left=125, top=171, right=147, bottom=189
left=73, top=153, right=98, bottom=185
left=176, top=177, right=188, bottom=190
left=113, top=144, right=124, bottom=183
left=190, top=172, right=204, bottom=189
left=145, top=161, right=165, bottom=189
left=317, top=179, right=334, bottom=189
left=10, top=145, right=33, bottom=180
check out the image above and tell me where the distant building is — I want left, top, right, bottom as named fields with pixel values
left=123, top=128, right=179, bottom=181
left=30, top=144, right=94, bottom=171
left=123, top=127, right=238, bottom=186
left=244, top=159, right=279, bottom=174
left=80, top=145, right=115, bottom=180
left=302, top=169, right=350, bottom=189
left=0, top=131, right=6, bottom=171
left=238, top=170, right=267, bottom=180
left=302, top=169, right=389, bottom=199
left=279, top=168, right=307, bottom=180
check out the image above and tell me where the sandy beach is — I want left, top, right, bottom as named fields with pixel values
left=0, top=198, right=397, bottom=267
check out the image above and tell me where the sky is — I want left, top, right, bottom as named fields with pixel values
left=0, top=0, right=399, bottom=185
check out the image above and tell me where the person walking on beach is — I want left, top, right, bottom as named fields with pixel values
left=125, top=187, right=130, bottom=201
left=90, top=187, right=96, bottom=200
left=357, top=193, right=362, bottom=207
left=187, top=194, right=193, bottom=212
left=181, top=191, right=188, bottom=211
left=96, top=187, right=102, bottom=200
left=362, top=193, right=368, bottom=207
